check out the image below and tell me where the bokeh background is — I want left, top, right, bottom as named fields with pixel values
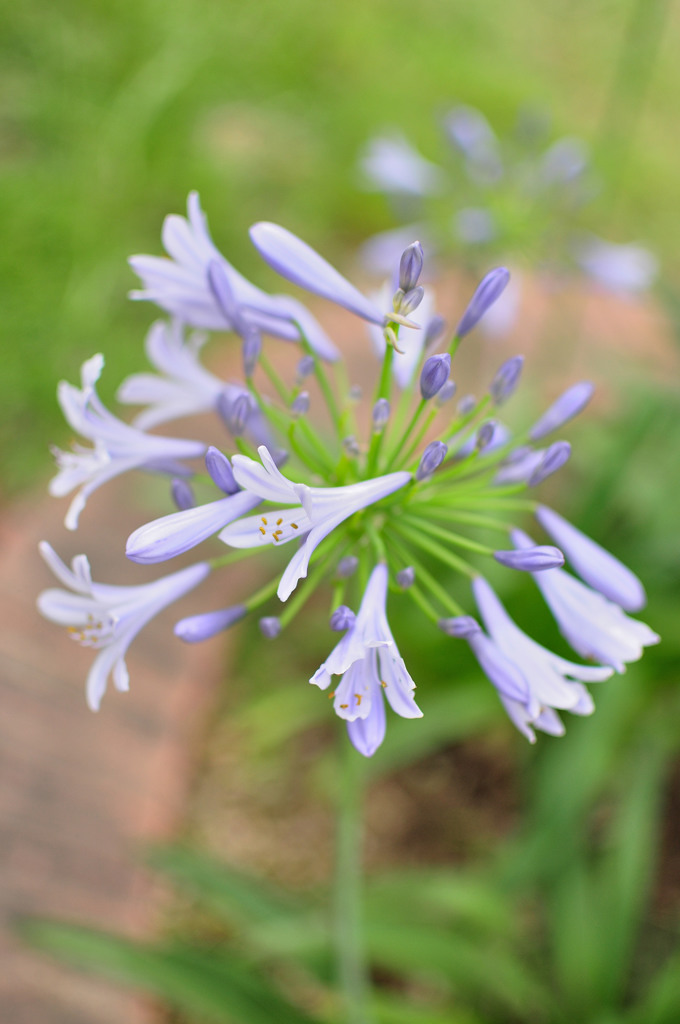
left=3, top=1, right=680, bottom=1022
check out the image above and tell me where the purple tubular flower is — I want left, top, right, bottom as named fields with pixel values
left=512, top=527, right=658, bottom=670
left=490, top=356, right=524, bottom=405
left=449, top=617, right=529, bottom=703
left=171, top=478, right=195, bottom=511
left=535, top=505, right=647, bottom=612
left=224, top=393, right=252, bottom=437
left=420, top=353, right=451, bottom=400
left=494, top=447, right=545, bottom=486
left=456, top=268, right=511, bottom=339
left=296, top=355, right=315, bottom=381
left=372, top=398, right=391, bottom=431
left=438, top=615, right=480, bottom=638
left=494, top=546, right=564, bottom=572
left=416, top=441, right=448, bottom=481
left=126, top=490, right=262, bottom=564
left=529, top=381, right=595, bottom=441
left=396, top=566, right=415, bottom=589
left=37, top=543, right=210, bottom=710
left=472, top=576, right=613, bottom=742
left=174, top=604, right=246, bottom=643
left=249, top=222, right=386, bottom=325
left=330, top=605, right=357, bottom=632
left=205, top=446, right=239, bottom=495
left=476, top=420, right=498, bottom=450
left=457, top=394, right=477, bottom=416
left=395, top=286, right=425, bottom=316
left=259, top=617, right=282, bottom=639
left=399, top=241, right=424, bottom=292
left=528, top=441, right=571, bottom=486
left=242, top=331, right=262, bottom=378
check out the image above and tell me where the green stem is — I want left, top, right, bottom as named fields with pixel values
left=384, top=398, right=426, bottom=471
left=385, top=531, right=464, bottom=616
left=365, top=345, right=395, bottom=476
left=399, top=514, right=494, bottom=556
left=259, top=353, right=291, bottom=405
left=335, top=737, right=372, bottom=1024
left=392, top=520, right=476, bottom=578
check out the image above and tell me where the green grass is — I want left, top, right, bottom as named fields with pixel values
left=1, top=0, right=679, bottom=493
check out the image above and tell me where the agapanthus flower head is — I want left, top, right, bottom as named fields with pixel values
left=40, top=193, right=656, bottom=756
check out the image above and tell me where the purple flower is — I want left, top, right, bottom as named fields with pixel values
left=50, top=355, right=206, bottom=530
left=37, top=542, right=210, bottom=710
left=311, top=564, right=422, bottom=757
left=535, top=505, right=646, bottom=612
left=174, top=604, right=246, bottom=643
left=456, top=268, right=511, bottom=339
left=129, top=192, right=339, bottom=360
left=359, top=135, right=445, bottom=197
left=527, top=441, right=571, bottom=486
left=512, top=527, right=658, bottom=671
left=219, top=446, right=411, bottom=601
left=575, top=235, right=658, bottom=294
left=490, top=356, right=524, bottom=405
left=420, top=353, right=451, bottom=400
left=494, top=545, right=564, bottom=572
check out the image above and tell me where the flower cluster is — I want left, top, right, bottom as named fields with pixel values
left=359, top=105, right=658, bottom=334
left=38, top=193, right=658, bottom=755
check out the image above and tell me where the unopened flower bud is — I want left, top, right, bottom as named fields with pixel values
left=420, top=353, right=451, bottom=400
left=396, top=566, right=415, bottom=589
left=476, top=419, right=498, bottom=450
left=528, top=441, right=571, bottom=486
left=424, top=314, right=447, bottom=347
left=330, top=605, right=356, bottom=632
left=490, top=355, right=524, bottom=405
left=456, top=267, right=510, bottom=338
left=291, top=391, right=310, bottom=417
left=457, top=394, right=477, bottom=416
left=225, top=393, right=251, bottom=437
left=416, top=440, right=448, bottom=481
left=242, top=331, right=262, bottom=378
left=343, top=436, right=360, bottom=456
left=435, top=379, right=457, bottom=407
left=175, top=604, right=246, bottom=643
left=171, top=478, right=195, bottom=511
left=205, top=446, right=239, bottom=494
left=259, top=616, right=281, bottom=639
left=494, top=545, right=564, bottom=571
left=397, top=285, right=424, bottom=316
left=372, top=398, right=391, bottom=431
left=336, top=555, right=359, bottom=578
left=529, top=381, right=594, bottom=441
left=399, top=241, right=424, bottom=292
left=438, top=615, right=481, bottom=638
left=296, top=355, right=316, bottom=381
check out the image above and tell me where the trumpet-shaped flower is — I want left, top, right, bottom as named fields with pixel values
left=512, top=528, right=659, bottom=672
left=37, top=542, right=210, bottom=710
left=50, top=354, right=206, bottom=529
left=310, top=564, right=422, bottom=756
left=219, top=447, right=411, bottom=600
left=129, top=192, right=339, bottom=360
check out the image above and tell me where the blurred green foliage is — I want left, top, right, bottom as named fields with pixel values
left=2, top=0, right=679, bottom=492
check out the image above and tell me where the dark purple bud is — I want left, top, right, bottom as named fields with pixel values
left=224, top=393, right=252, bottom=437
left=494, top=545, right=565, bottom=571
left=259, top=616, right=281, bottom=639
left=529, top=381, right=594, bottom=441
left=528, top=441, right=571, bottom=486
left=456, top=267, right=510, bottom=338
left=438, top=615, right=481, bottom=638
left=336, top=555, right=359, bottom=578
left=416, top=440, right=448, bottom=481
left=435, top=379, right=457, bottom=407
left=242, top=331, right=262, bottom=378
left=372, top=398, right=391, bottom=430
left=171, top=478, right=195, bottom=511
left=420, top=353, right=451, bottom=400
left=490, top=355, right=524, bottom=405
left=476, top=419, right=497, bottom=450
left=291, top=391, right=310, bottom=417
left=424, top=314, right=447, bottom=347
left=205, top=446, right=239, bottom=494
left=174, top=604, right=246, bottom=643
left=296, top=355, right=316, bottom=381
left=396, top=566, right=415, bottom=589
left=457, top=394, right=477, bottom=416
left=343, top=436, right=360, bottom=456
left=399, top=241, right=424, bottom=292
left=330, top=605, right=356, bottom=632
